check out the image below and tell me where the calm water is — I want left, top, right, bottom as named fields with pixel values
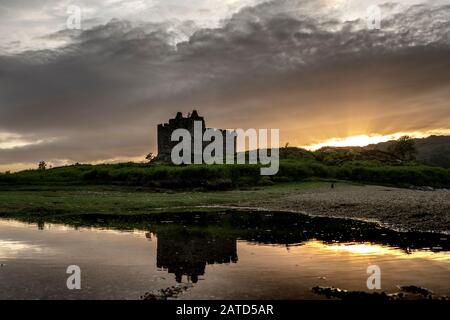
left=0, top=211, right=449, bottom=300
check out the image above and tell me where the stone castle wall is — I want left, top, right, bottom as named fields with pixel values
left=157, top=110, right=235, bottom=161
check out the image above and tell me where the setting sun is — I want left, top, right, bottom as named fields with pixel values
left=301, top=129, right=450, bottom=151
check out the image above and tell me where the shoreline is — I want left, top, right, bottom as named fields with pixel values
left=193, top=205, right=450, bottom=235
left=238, top=184, right=450, bottom=234
left=0, top=182, right=448, bottom=234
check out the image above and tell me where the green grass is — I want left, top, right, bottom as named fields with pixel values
left=0, top=181, right=339, bottom=218
left=1, top=151, right=449, bottom=221
left=1, top=159, right=449, bottom=190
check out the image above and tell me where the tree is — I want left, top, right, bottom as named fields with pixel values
left=38, top=161, right=47, bottom=170
left=388, top=136, right=417, bottom=161
left=145, top=152, right=156, bottom=163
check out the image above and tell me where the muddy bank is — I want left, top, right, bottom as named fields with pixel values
left=240, top=185, right=450, bottom=233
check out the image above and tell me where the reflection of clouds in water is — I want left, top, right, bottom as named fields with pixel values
left=0, top=240, right=45, bottom=259
left=0, top=219, right=148, bottom=238
left=42, top=223, right=148, bottom=237
left=0, top=216, right=449, bottom=299
left=310, top=241, right=450, bottom=261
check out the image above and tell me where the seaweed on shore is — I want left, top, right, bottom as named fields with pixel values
left=312, top=285, right=448, bottom=300
left=141, top=284, right=193, bottom=300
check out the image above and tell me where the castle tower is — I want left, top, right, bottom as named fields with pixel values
left=156, top=110, right=235, bottom=162
left=157, top=110, right=205, bottom=158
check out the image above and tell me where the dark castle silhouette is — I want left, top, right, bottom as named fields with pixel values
left=156, top=229, right=238, bottom=283
left=148, top=210, right=449, bottom=284
left=157, top=110, right=236, bottom=161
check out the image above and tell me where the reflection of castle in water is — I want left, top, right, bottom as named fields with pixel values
left=156, top=230, right=237, bottom=283
left=27, top=210, right=449, bottom=285
left=150, top=211, right=449, bottom=283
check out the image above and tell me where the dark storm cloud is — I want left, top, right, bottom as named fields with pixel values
left=1, top=0, right=450, bottom=167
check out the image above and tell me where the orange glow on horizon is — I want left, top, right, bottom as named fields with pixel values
left=300, top=129, right=450, bottom=151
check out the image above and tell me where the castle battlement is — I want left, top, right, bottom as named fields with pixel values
left=157, top=110, right=235, bottom=161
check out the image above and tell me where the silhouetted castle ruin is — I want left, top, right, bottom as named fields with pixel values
left=156, top=230, right=238, bottom=283
left=157, top=110, right=235, bottom=161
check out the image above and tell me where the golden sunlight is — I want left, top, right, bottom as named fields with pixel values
left=305, top=241, right=450, bottom=260
left=301, top=129, right=450, bottom=151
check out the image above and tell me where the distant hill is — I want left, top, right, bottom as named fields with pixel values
left=367, top=135, right=450, bottom=168
left=157, top=136, right=450, bottom=168
left=314, top=146, right=402, bottom=165
left=278, top=147, right=315, bottom=160
left=307, top=135, right=450, bottom=168
left=241, top=147, right=315, bottom=161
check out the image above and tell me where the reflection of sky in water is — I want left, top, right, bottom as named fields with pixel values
left=0, top=218, right=449, bottom=299
left=306, top=241, right=450, bottom=261
left=0, top=240, right=46, bottom=259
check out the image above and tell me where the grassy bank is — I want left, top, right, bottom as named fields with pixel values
left=1, top=151, right=449, bottom=232
left=1, top=180, right=448, bottom=233
left=1, top=158, right=449, bottom=190
left=0, top=181, right=337, bottom=218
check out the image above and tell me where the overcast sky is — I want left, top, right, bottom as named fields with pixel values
left=1, top=0, right=450, bottom=171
